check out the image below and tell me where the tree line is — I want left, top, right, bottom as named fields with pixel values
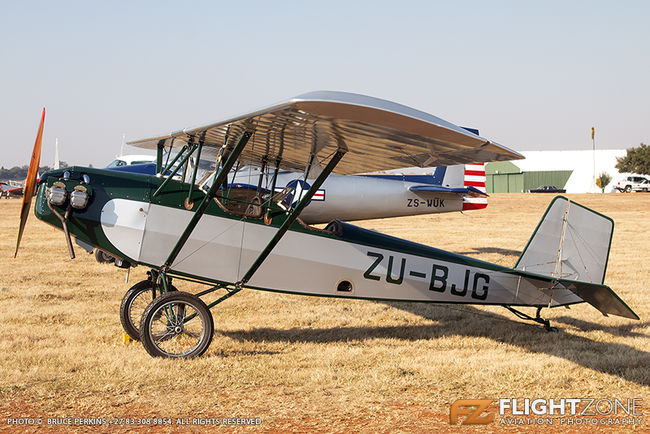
left=0, top=162, right=69, bottom=180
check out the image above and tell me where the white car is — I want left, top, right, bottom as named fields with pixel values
left=633, top=179, right=650, bottom=192
left=615, top=175, right=650, bottom=192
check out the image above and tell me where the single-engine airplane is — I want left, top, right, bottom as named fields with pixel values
left=1, top=181, right=24, bottom=198
left=16, top=92, right=638, bottom=358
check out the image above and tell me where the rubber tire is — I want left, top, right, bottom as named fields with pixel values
left=95, top=249, right=115, bottom=264
left=139, top=291, right=214, bottom=359
left=624, top=185, right=632, bottom=193
left=120, top=280, right=177, bottom=341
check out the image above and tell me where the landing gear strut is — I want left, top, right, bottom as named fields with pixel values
left=119, top=270, right=177, bottom=341
left=503, top=306, right=558, bottom=332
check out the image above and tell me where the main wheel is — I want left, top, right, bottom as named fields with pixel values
left=120, top=280, right=177, bottom=341
left=139, top=292, right=214, bottom=358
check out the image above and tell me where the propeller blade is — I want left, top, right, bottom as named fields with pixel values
left=14, top=108, right=45, bottom=258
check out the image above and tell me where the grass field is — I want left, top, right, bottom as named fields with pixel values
left=0, top=193, right=648, bottom=432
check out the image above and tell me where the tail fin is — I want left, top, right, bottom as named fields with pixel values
left=462, top=163, right=487, bottom=210
left=515, top=196, right=612, bottom=283
left=456, top=126, right=487, bottom=209
left=435, top=163, right=487, bottom=210
left=515, top=196, right=638, bottom=319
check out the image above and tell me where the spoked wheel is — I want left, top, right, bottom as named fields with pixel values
left=139, top=291, right=214, bottom=358
left=120, top=280, right=177, bottom=341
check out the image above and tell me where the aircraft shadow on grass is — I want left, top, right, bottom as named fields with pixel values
left=455, top=247, right=522, bottom=258
left=551, top=316, right=650, bottom=338
left=219, top=303, right=650, bottom=387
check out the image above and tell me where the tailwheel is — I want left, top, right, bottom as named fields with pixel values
left=120, top=280, right=177, bottom=341
left=503, top=306, right=558, bottom=332
left=139, top=291, right=214, bottom=358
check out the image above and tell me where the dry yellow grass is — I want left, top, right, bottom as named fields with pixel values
left=0, top=194, right=648, bottom=433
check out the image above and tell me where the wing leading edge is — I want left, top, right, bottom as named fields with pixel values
left=128, top=91, right=523, bottom=175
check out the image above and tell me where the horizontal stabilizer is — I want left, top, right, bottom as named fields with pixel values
left=409, top=185, right=488, bottom=198
left=512, top=269, right=639, bottom=319
left=565, top=280, right=639, bottom=320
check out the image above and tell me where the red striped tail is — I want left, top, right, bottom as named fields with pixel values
left=462, top=163, right=487, bottom=211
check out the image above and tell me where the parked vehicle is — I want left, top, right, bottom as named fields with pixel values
left=633, top=179, right=650, bottom=192
left=529, top=185, right=566, bottom=193
left=614, top=175, right=650, bottom=192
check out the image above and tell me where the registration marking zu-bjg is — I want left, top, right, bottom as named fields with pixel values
left=363, top=251, right=489, bottom=300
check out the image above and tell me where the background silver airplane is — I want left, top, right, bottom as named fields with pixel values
left=109, top=158, right=487, bottom=224
left=226, top=162, right=487, bottom=224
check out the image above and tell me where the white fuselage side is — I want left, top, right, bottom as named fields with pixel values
left=101, top=199, right=582, bottom=307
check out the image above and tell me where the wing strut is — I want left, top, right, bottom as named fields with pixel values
left=185, top=132, right=205, bottom=209
left=160, top=131, right=253, bottom=273
left=155, top=139, right=165, bottom=174
left=152, top=137, right=197, bottom=198
left=236, top=150, right=346, bottom=288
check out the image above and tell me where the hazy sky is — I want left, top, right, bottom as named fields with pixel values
left=2, top=1, right=649, bottom=168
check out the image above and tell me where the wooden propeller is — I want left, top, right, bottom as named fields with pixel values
left=14, top=108, right=45, bottom=258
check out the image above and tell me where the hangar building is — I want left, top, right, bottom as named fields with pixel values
left=486, top=149, right=627, bottom=193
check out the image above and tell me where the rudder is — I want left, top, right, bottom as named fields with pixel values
left=515, top=196, right=613, bottom=284
left=462, top=163, right=487, bottom=210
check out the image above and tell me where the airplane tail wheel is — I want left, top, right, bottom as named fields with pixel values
left=139, top=291, right=213, bottom=358
left=120, top=280, right=177, bottom=341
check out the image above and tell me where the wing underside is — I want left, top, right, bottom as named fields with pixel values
left=128, top=91, right=523, bottom=175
